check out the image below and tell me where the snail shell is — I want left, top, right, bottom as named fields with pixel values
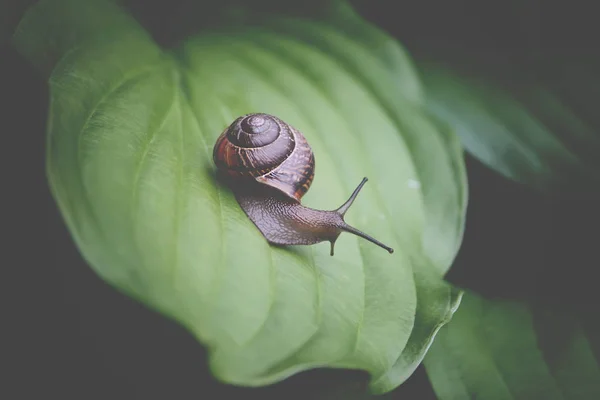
left=213, top=113, right=314, bottom=202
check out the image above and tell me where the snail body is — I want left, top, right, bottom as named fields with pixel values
left=213, top=113, right=393, bottom=256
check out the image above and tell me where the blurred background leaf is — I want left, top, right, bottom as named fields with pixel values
left=425, top=291, right=600, bottom=400
left=416, top=53, right=600, bottom=189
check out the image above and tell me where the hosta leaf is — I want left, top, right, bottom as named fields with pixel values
left=416, top=54, right=600, bottom=190
left=425, top=291, right=600, bottom=400
left=13, top=0, right=466, bottom=393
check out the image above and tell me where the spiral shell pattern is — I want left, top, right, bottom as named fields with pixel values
left=213, top=113, right=315, bottom=202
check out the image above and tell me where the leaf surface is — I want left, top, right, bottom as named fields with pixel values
left=13, top=0, right=466, bottom=392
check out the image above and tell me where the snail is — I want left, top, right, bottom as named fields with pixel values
left=213, top=113, right=394, bottom=256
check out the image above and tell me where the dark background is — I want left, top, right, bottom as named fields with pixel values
left=3, top=0, right=598, bottom=399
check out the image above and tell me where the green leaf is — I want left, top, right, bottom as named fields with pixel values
left=425, top=291, right=600, bottom=400
left=415, top=54, right=600, bottom=190
left=13, top=0, right=466, bottom=393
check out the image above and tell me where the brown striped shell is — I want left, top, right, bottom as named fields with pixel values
left=213, top=113, right=315, bottom=202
